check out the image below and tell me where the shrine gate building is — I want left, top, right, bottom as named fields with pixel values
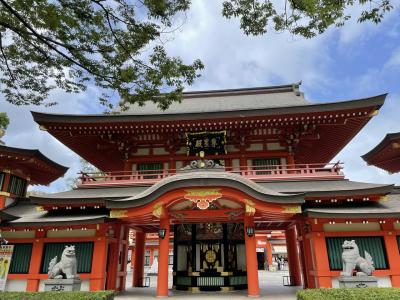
left=1, top=82, right=399, bottom=296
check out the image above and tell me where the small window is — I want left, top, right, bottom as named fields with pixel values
left=7, top=175, right=27, bottom=197
left=9, top=243, right=33, bottom=274
left=138, top=163, right=163, bottom=179
left=252, top=158, right=281, bottom=175
left=0, top=172, right=5, bottom=191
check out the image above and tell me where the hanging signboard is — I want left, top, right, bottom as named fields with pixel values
left=186, top=131, right=227, bottom=156
left=0, top=245, right=14, bottom=291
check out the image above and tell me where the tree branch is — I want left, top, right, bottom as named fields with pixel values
left=0, top=32, right=16, bottom=81
left=0, top=0, right=113, bottom=83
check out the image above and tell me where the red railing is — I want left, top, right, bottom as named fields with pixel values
left=78, top=162, right=344, bottom=187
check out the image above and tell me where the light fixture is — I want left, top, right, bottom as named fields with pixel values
left=246, top=226, right=254, bottom=237
left=158, top=228, right=166, bottom=239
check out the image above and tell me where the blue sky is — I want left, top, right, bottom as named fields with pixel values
left=1, top=1, right=400, bottom=191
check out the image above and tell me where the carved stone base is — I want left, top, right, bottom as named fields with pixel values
left=338, top=276, right=378, bottom=288
left=44, top=279, right=82, bottom=291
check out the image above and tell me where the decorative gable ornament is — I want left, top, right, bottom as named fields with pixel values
left=184, top=189, right=222, bottom=210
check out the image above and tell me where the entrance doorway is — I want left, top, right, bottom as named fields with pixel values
left=173, top=223, right=247, bottom=292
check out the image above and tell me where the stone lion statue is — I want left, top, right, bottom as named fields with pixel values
left=48, top=245, right=79, bottom=279
left=341, top=240, right=374, bottom=276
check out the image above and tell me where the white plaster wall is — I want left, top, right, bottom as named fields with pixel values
left=175, top=147, right=187, bottom=154
left=176, top=161, right=183, bottom=169
left=231, top=159, right=240, bottom=170
left=267, top=142, right=285, bottom=150
left=323, top=222, right=380, bottom=232
left=379, top=276, right=392, bottom=287
left=332, top=276, right=392, bottom=288
left=2, top=231, right=35, bottom=239
left=226, top=144, right=238, bottom=152
left=46, top=229, right=96, bottom=238
left=38, top=280, right=45, bottom=291
left=331, top=277, right=339, bottom=288
left=154, top=147, right=168, bottom=155
left=248, top=143, right=263, bottom=151
left=81, top=279, right=90, bottom=291
left=5, top=279, right=27, bottom=291
left=136, top=148, right=149, bottom=156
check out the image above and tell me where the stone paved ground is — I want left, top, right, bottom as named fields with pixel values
left=116, top=270, right=301, bottom=299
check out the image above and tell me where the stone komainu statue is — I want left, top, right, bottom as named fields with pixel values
left=341, top=240, right=375, bottom=276
left=48, top=245, right=80, bottom=279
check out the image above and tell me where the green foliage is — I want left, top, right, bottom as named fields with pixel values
left=0, top=291, right=114, bottom=300
left=0, top=1, right=394, bottom=110
left=222, top=0, right=393, bottom=38
left=0, top=112, right=9, bottom=130
left=0, top=0, right=203, bottom=110
left=297, top=288, right=400, bottom=300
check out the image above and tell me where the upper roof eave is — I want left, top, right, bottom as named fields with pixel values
left=0, top=145, right=68, bottom=172
left=362, top=132, right=400, bottom=161
left=31, top=94, right=387, bottom=125
left=0, top=145, right=68, bottom=184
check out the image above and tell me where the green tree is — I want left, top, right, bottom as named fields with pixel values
left=0, top=1, right=393, bottom=111
left=222, top=0, right=393, bottom=38
left=0, top=112, right=9, bottom=145
left=0, top=112, right=9, bottom=131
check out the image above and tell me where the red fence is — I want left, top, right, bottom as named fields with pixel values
left=79, top=162, right=344, bottom=187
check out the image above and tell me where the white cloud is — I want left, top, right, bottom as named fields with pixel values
left=385, top=47, right=400, bottom=68
left=0, top=84, right=104, bottom=192
left=1, top=0, right=399, bottom=193
left=333, top=93, right=400, bottom=184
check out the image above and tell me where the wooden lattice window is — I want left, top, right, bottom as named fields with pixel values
left=41, top=242, right=94, bottom=273
left=9, top=243, right=33, bottom=274
left=137, top=162, right=163, bottom=179
left=0, top=172, right=5, bottom=191
left=326, top=236, right=388, bottom=270
left=7, top=175, right=27, bottom=197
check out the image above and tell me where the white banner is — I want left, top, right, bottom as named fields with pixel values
left=0, top=245, right=14, bottom=291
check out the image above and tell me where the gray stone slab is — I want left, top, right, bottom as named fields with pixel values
left=338, top=276, right=378, bottom=288
left=44, top=279, right=82, bottom=291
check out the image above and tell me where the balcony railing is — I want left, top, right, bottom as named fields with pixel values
left=78, top=162, right=344, bottom=187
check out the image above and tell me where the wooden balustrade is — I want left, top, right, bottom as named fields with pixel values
left=78, top=162, right=344, bottom=187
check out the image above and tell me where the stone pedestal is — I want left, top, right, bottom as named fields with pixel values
left=44, top=279, right=82, bottom=291
left=338, top=276, right=378, bottom=288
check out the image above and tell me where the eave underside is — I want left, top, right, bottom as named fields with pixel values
left=32, top=97, right=384, bottom=171
left=0, top=146, right=68, bottom=185
left=362, top=133, right=400, bottom=173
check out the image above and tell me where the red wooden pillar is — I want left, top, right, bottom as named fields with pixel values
left=90, top=236, right=108, bottom=290
left=26, top=230, right=45, bottom=291
left=383, top=231, right=400, bottom=287
left=297, top=221, right=312, bottom=288
left=133, top=231, right=146, bottom=287
left=157, top=217, right=170, bottom=297
left=106, top=224, right=121, bottom=291
left=266, top=241, right=273, bottom=269
left=244, top=215, right=260, bottom=297
left=285, top=226, right=302, bottom=286
left=119, top=226, right=129, bottom=291
left=310, top=232, right=331, bottom=288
